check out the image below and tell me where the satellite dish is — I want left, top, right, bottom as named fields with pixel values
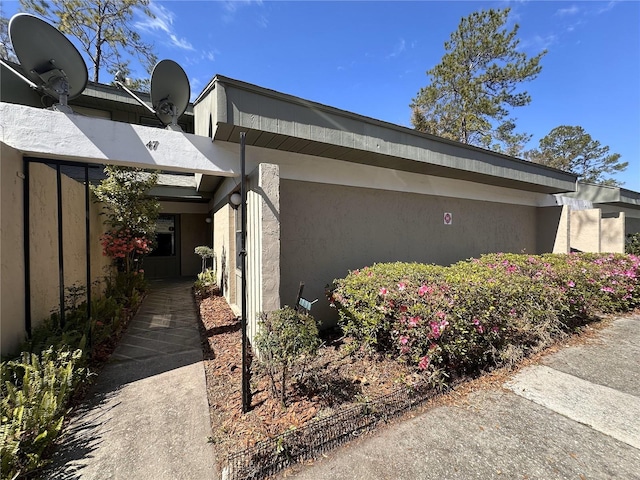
left=7, top=13, right=88, bottom=112
left=151, top=59, right=190, bottom=131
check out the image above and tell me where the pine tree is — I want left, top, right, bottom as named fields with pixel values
left=526, top=125, right=627, bottom=186
left=411, top=8, right=545, bottom=153
left=19, top=0, right=157, bottom=83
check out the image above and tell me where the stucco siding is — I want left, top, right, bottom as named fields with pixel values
left=213, top=197, right=234, bottom=303
left=280, top=179, right=537, bottom=327
left=180, top=213, right=211, bottom=276
left=1, top=144, right=26, bottom=354
left=570, top=209, right=601, bottom=253
left=29, top=163, right=62, bottom=329
left=625, top=217, right=640, bottom=237
left=601, top=213, right=625, bottom=253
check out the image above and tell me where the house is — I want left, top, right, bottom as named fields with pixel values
left=2, top=68, right=639, bottom=355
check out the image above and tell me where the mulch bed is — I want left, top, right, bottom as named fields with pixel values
left=195, top=287, right=419, bottom=462
left=194, top=286, right=637, bottom=474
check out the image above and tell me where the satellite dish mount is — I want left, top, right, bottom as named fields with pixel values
left=2, top=13, right=88, bottom=113
left=114, top=59, right=190, bottom=132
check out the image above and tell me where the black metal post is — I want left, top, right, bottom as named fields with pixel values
left=23, top=159, right=31, bottom=336
left=85, top=165, right=92, bottom=350
left=240, top=131, right=250, bottom=413
left=56, top=164, right=65, bottom=327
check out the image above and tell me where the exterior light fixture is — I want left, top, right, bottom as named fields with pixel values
left=229, top=192, right=242, bottom=207
left=205, top=217, right=212, bottom=224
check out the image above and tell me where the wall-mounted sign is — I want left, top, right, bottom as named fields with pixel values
left=443, top=212, right=453, bottom=225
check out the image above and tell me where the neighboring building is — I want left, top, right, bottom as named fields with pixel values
left=2, top=70, right=638, bottom=355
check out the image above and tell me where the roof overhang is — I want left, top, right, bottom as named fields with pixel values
left=195, top=75, right=578, bottom=195
left=564, top=183, right=640, bottom=210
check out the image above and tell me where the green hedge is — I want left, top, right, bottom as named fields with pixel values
left=329, top=253, right=639, bottom=377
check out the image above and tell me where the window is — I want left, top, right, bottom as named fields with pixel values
left=149, top=214, right=176, bottom=257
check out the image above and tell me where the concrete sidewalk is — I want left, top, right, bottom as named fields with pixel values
left=288, top=315, right=640, bottom=480
left=47, top=278, right=216, bottom=480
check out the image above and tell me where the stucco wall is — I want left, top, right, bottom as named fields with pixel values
left=29, top=163, right=62, bottom=329
left=1, top=158, right=110, bottom=355
left=601, top=213, right=625, bottom=253
left=280, top=179, right=538, bottom=327
left=245, top=164, right=281, bottom=342
left=626, top=217, right=640, bottom=237
left=212, top=194, right=235, bottom=303
left=536, top=206, right=569, bottom=254
left=1, top=144, right=26, bottom=355
left=180, top=213, right=211, bottom=276
left=570, top=209, right=601, bottom=253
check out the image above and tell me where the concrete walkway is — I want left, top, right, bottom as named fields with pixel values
left=48, top=278, right=216, bottom=480
left=288, top=314, right=640, bottom=480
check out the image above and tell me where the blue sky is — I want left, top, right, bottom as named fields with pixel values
left=4, top=1, right=639, bottom=190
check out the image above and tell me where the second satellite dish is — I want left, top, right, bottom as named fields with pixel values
left=8, top=13, right=88, bottom=112
left=151, top=59, right=190, bottom=130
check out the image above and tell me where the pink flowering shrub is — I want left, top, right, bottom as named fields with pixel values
left=329, top=253, right=640, bottom=378
left=100, top=228, right=151, bottom=274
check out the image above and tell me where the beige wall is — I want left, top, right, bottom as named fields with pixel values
left=570, top=209, right=601, bottom=253
left=180, top=213, right=211, bottom=276
left=536, top=205, right=569, bottom=254
left=212, top=197, right=235, bottom=303
left=245, top=164, right=280, bottom=342
left=626, top=217, right=640, bottom=237
left=280, top=179, right=538, bottom=327
left=1, top=156, right=111, bottom=356
left=1, top=144, right=26, bottom=355
left=601, top=213, right=625, bottom=253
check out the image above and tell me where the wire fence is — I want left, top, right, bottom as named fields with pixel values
left=223, top=380, right=443, bottom=480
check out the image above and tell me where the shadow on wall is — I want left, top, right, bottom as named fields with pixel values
left=220, top=244, right=228, bottom=296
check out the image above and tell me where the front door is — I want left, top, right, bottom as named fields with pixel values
left=144, top=214, right=181, bottom=278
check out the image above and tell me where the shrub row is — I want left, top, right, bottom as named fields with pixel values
left=329, top=253, right=639, bottom=378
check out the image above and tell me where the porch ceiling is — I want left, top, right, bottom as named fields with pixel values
left=201, top=75, right=578, bottom=195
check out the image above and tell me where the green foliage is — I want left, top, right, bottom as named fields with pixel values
left=92, top=166, right=159, bottom=238
left=329, top=253, right=640, bottom=380
left=194, top=269, right=216, bottom=293
left=1, top=279, right=137, bottom=478
left=194, top=246, right=216, bottom=274
left=1, top=347, right=85, bottom=479
left=93, top=166, right=159, bottom=276
left=19, top=0, right=157, bottom=83
left=254, top=307, right=321, bottom=406
left=526, top=125, right=627, bottom=186
left=411, top=8, right=545, bottom=153
left=627, top=233, right=640, bottom=256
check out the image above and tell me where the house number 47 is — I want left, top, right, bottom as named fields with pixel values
left=146, top=140, right=159, bottom=151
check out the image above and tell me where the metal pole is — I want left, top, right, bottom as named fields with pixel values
left=23, top=159, right=31, bottom=336
left=85, top=166, right=92, bottom=351
left=240, top=131, right=251, bottom=413
left=56, top=164, right=65, bottom=328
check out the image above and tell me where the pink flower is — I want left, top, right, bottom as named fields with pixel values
left=429, top=322, right=441, bottom=339
left=491, top=326, right=499, bottom=334
left=408, top=316, right=420, bottom=327
left=379, top=287, right=388, bottom=296
left=399, top=336, right=409, bottom=345
left=472, top=318, right=480, bottom=326
left=418, top=355, right=430, bottom=370
left=418, top=285, right=430, bottom=296
left=601, top=286, right=615, bottom=293
left=397, top=282, right=407, bottom=291
left=567, top=281, right=575, bottom=288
